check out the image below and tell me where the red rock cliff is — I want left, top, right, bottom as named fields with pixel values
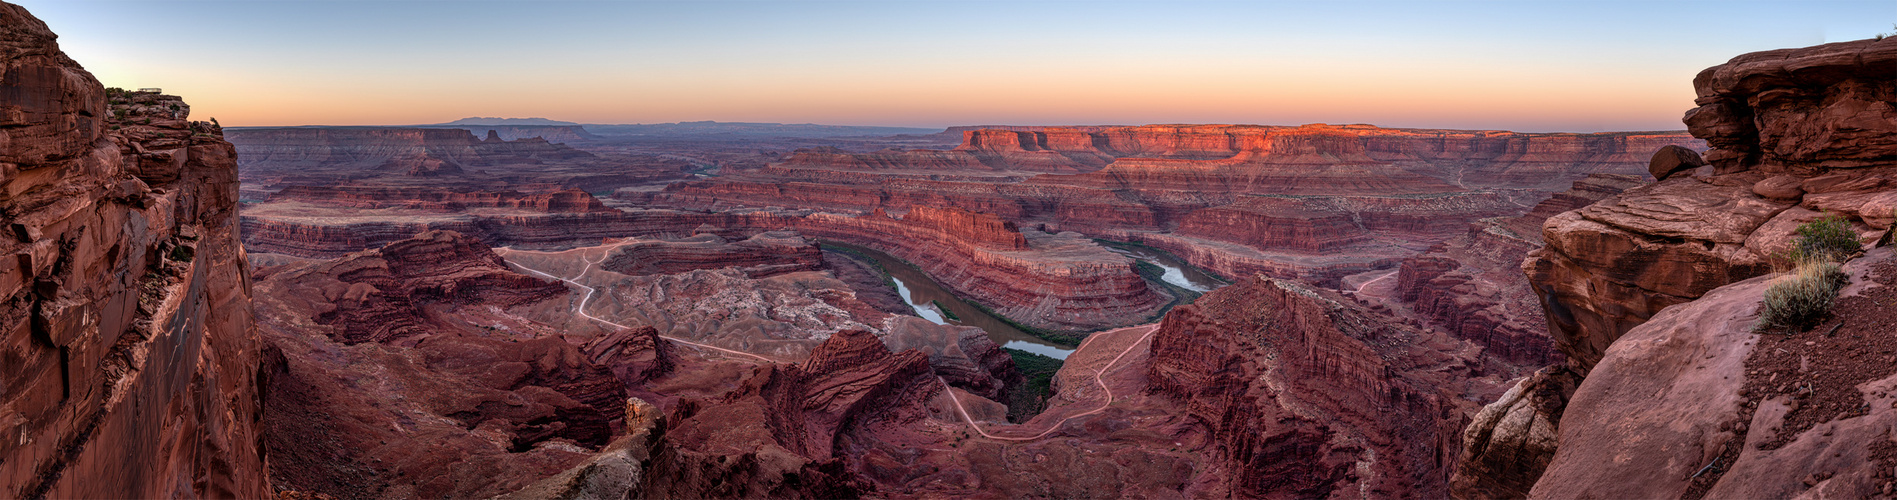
left=1146, top=275, right=1495, bottom=498
left=0, top=3, right=267, bottom=497
left=1529, top=37, right=1896, bottom=373
left=1457, top=37, right=1897, bottom=499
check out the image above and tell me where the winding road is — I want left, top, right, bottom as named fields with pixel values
left=941, top=324, right=1159, bottom=441
left=502, top=238, right=1158, bottom=443
left=500, top=240, right=780, bottom=364
left=1352, top=269, right=1400, bottom=297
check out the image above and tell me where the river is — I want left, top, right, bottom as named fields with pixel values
left=823, top=242, right=1076, bottom=360
left=1096, top=240, right=1229, bottom=292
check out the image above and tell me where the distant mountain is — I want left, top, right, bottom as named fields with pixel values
left=432, top=117, right=579, bottom=126
left=583, top=120, right=941, bottom=138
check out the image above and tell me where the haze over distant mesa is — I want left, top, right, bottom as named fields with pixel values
left=5, top=0, right=1897, bottom=499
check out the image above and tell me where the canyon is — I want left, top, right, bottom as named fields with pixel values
left=5, top=0, right=1895, bottom=497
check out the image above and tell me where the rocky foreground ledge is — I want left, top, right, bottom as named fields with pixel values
left=1456, top=36, right=1897, bottom=498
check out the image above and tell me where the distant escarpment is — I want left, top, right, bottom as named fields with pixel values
left=1146, top=275, right=1507, bottom=498
left=0, top=3, right=266, bottom=497
left=426, top=124, right=598, bottom=143
left=640, top=123, right=1701, bottom=284
left=227, top=126, right=591, bottom=174
left=1455, top=37, right=1897, bottom=499
left=268, top=185, right=615, bottom=212
left=226, top=125, right=693, bottom=201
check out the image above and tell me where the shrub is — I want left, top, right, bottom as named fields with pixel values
left=1789, top=214, right=1859, bottom=263
left=1754, top=260, right=1847, bottom=332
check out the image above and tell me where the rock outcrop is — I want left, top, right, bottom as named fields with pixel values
left=642, top=329, right=933, bottom=498
left=1454, top=37, right=1897, bottom=498
left=1146, top=275, right=1503, bottom=498
left=1529, top=37, right=1895, bottom=373
left=283, top=230, right=571, bottom=345
left=0, top=3, right=268, bottom=497
left=1531, top=247, right=1897, bottom=499
left=255, top=231, right=644, bottom=498
left=430, top=125, right=598, bottom=143
left=880, top=316, right=1019, bottom=401
left=1395, top=174, right=1645, bottom=365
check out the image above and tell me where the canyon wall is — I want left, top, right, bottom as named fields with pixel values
left=1456, top=36, right=1897, bottom=498
left=1146, top=275, right=1499, bottom=498
left=1395, top=173, right=1645, bottom=365
left=0, top=4, right=267, bottom=497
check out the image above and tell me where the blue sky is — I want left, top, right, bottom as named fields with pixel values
left=17, top=0, right=1892, bottom=131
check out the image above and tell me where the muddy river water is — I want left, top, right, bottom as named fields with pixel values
left=825, top=240, right=1228, bottom=361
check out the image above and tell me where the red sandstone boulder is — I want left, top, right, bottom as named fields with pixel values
left=1648, top=144, right=1707, bottom=180
left=1752, top=174, right=1806, bottom=200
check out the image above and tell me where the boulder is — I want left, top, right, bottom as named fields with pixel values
left=1649, top=144, right=1707, bottom=180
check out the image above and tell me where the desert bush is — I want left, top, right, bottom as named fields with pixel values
left=1754, top=260, right=1847, bottom=332
left=1789, top=214, right=1859, bottom=263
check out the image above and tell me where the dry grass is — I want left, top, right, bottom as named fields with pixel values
left=1755, top=260, right=1847, bottom=333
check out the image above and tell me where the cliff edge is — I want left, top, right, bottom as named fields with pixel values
left=0, top=2, right=267, bottom=498
left=1455, top=36, right=1897, bottom=498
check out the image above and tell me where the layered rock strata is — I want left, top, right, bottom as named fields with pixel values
left=1529, top=37, right=1897, bottom=373
left=1147, top=275, right=1504, bottom=498
left=227, top=127, right=591, bottom=173
left=227, top=126, right=693, bottom=202
left=266, top=185, right=614, bottom=213
left=597, top=231, right=823, bottom=279
left=255, top=231, right=642, bottom=498
left=643, top=124, right=1699, bottom=285
left=1455, top=37, right=1897, bottom=498
left=1395, top=174, right=1645, bottom=365
left=641, top=329, right=933, bottom=498
left=0, top=4, right=268, bottom=497
left=794, top=207, right=1167, bottom=332
left=244, top=201, right=1168, bottom=333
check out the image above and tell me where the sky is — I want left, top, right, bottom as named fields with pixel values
left=17, top=0, right=1893, bottom=131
